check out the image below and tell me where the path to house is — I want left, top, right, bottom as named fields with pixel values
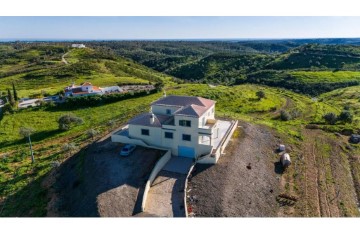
left=144, top=157, right=193, bottom=217
left=61, top=52, right=69, bottom=64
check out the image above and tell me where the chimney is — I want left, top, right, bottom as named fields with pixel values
left=150, top=113, right=155, bottom=124
left=163, top=91, right=166, bottom=97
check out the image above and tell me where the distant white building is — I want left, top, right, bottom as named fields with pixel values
left=100, top=86, right=124, bottom=94
left=71, top=44, right=86, bottom=48
left=64, top=82, right=103, bottom=97
left=64, top=82, right=126, bottom=97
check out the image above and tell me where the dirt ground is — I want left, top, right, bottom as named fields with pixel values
left=293, top=129, right=360, bottom=217
left=187, top=121, right=283, bottom=217
left=49, top=137, right=164, bottom=217
left=145, top=170, right=186, bottom=217
left=187, top=121, right=360, bottom=217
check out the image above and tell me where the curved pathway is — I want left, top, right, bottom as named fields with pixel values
left=144, top=157, right=193, bottom=217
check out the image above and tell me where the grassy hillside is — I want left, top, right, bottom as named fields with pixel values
left=266, top=44, right=360, bottom=70
left=242, top=70, right=360, bottom=96
left=0, top=44, right=167, bottom=98
left=86, top=42, right=360, bottom=95
left=1, top=83, right=360, bottom=217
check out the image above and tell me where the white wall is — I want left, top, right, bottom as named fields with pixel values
left=142, top=150, right=172, bottom=212
left=128, top=125, right=163, bottom=148
left=151, top=105, right=180, bottom=115
left=198, top=104, right=215, bottom=127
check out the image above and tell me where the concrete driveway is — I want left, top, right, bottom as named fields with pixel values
left=144, top=157, right=193, bottom=217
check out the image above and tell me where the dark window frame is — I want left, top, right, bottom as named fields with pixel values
left=141, top=129, right=150, bottom=136
left=182, top=134, right=191, bottom=141
left=179, top=120, right=191, bottom=127
left=164, top=132, right=173, bottom=139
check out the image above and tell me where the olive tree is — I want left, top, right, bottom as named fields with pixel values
left=323, top=112, right=337, bottom=125
left=86, top=129, right=99, bottom=140
left=58, top=113, right=84, bottom=131
left=62, top=143, right=78, bottom=158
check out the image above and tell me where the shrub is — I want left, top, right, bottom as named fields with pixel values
left=2, top=103, right=14, bottom=114
left=58, top=113, right=84, bottom=130
left=323, top=112, right=337, bottom=125
left=256, top=90, right=266, bottom=100
left=86, top=129, right=99, bottom=140
left=280, top=110, right=291, bottom=121
left=338, top=111, right=353, bottom=123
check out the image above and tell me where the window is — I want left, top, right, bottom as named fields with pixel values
left=182, top=134, right=191, bottom=141
left=166, top=109, right=171, bottom=115
left=179, top=120, right=191, bottom=127
left=141, top=129, right=149, bottom=136
left=164, top=132, right=173, bottom=139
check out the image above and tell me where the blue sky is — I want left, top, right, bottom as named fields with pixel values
left=1, top=17, right=360, bottom=40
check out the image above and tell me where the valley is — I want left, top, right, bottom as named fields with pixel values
left=0, top=40, right=359, bottom=217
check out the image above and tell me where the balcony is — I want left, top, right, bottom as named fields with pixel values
left=198, top=119, right=217, bottom=135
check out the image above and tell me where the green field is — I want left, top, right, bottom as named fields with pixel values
left=289, top=71, right=360, bottom=83
left=0, top=46, right=166, bottom=97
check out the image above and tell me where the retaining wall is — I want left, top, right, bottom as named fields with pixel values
left=141, top=150, right=172, bottom=212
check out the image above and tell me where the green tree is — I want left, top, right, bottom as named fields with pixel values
left=58, top=113, right=84, bottom=131
left=338, top=111, right=353, bottom=123
left=12, top=82, right=18, bottom=101
left=19, top=127, right=35, bottom=163
left=323, top=112, right=337, bottom=125
left=256, top=90, right=266, bottom=100
left=7, top=89, right=15, bottom=107
left=2, top=103, right=14, bottom=114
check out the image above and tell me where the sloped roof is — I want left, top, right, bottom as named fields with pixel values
left=128, top=113, right=172, bottom=128
left=152, top=95, right=215, bottom=117
left=152, top=95, right=215, bottom=108
left=173, top=104, right=204, bottom=117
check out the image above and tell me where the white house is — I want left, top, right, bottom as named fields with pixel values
left=71, top=44, right=86, bottom=48
left=111, top=95, right=238, bottom=164
left=64, top=82, right=103, bottom=97
left=100, top=86, right=124, bottom=94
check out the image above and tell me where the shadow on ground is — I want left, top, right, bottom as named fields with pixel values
left=53, top=138, right=163, bottom=217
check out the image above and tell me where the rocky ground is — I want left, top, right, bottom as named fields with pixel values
left=187, top=121, right=283, bottom=217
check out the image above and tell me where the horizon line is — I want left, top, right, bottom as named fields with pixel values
left=1, top=37, right=360, bottom=42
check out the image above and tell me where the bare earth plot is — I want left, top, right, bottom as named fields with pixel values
left=294, top=129, right=360, bottom=217
left=187, top=121, right=360, bottom=217
left=49, top=138, right=163, bottom=217
left=187, top=122, right=282, bottom=217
